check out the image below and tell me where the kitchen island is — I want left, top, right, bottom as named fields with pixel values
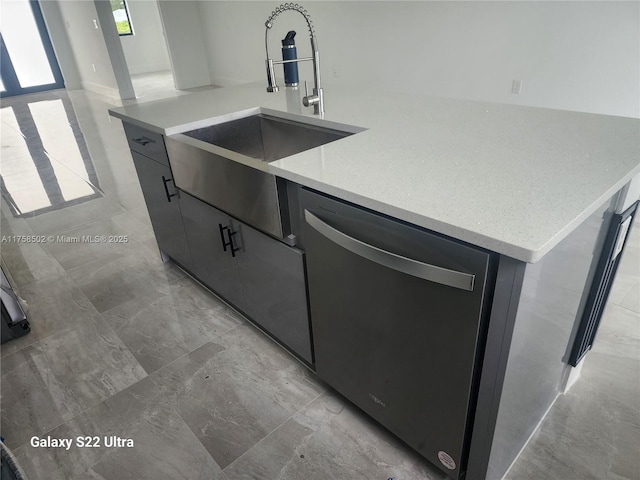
left=109, top=82, right=639, bottom=480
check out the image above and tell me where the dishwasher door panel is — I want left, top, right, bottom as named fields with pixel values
left=300, top=189, right=492, bottom=479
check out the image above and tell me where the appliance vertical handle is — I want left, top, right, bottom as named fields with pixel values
left=162, top=176, right=177, bottom=202
left=304, top=210, right=475, bottom=291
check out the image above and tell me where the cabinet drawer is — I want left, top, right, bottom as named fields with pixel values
left=123, top=122, right=169, bottom=166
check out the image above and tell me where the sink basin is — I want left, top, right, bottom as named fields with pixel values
left=167, top=112, right=360, bottom=241
left=182, top=113, right=354, bottom=162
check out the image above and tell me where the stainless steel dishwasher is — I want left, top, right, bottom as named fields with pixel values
left=300, top=188, right=495, bottom=479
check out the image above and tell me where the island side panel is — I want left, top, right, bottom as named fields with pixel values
left=464, top=255, right=526, bottom=480
left=486, top=197, right=616, bottom=480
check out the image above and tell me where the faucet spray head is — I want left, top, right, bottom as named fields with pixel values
left=265, top=3, right=315, bottom=36
left=264, top=3, right=324, bottom=114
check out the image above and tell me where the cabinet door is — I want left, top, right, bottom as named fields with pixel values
left=234, top=220, right=312, bottom=363
left=179, top=192, right=245, bottom=311
left=131, top=151, right=192, bottom=268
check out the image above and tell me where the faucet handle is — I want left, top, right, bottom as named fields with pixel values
left=303, top=80, right=318, bottom=107
left=266, top=58, right=279, bottom=93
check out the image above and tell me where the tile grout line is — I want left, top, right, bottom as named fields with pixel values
left=1, top=281, right=152, bottom=451
left=2, top=85, right=230, bottom=469
left=606, top=300, right=640, bottom=318
left=133, top=309, right=327, bottom=474
left=2, top=233, right=172, bottom=360
left=29, top=206, right=148, bottom=244
left=1, top=265, right=65, bottom=293
left=22, top=199, right=128, bottom=239
left=0, top=267, right=100, bottom=358
left=5, top=364, right=151, bottom=452
left=139, top=318, right=248, bottom=378
left=221, top=389, right=328, bottom=474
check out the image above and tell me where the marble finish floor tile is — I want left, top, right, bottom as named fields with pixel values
left=102, top=277, right=244, bottom=374
left=23, top=196, right=126, bottom=237
left=1, top=314, right=146, bottom=449
left=42, top=209, right=157, bottom=271
left=506, top=352, right=640, bottom=480
left=608, top=272, right=639, bottom=305
left=36, top=315, right=147, bottom=412
left=1, top=206, right=67, bottom=286
left=1, top=343, right=83, bottom=449
left=616, top=229, right=639, bottom=280
left=224, top=391, right=447, bottom=480
left=591, top=303, right=640, bottom=360
left=127, top=205, right=153, bottom=228
left=1, top=204, right=36, bottom=236
left=0, top=237, right=66, bottom=287
left=104, top=179, right=147, bottom=212
left=149, top=325, right=325, bottom=469
left=609, top=220, right=639, bottom=306
left=13, top=377, right=224, bottom=480
left=66, top=250, right=184, bottom=313
left=619, top=280, right=639, bottom=314
left=0, top=273, right=101, bottom=357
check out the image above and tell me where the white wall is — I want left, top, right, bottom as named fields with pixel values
left=156, top=0, right=211, bottom=89
left=54, top=0, right=120, bottom=98
left=94, top=0, right=135, bottom=99
left=120, top=0, right=171, bottom=75
left=199, top=1, right=640, bottom=118
left=39, top=0, right=82, bottom=90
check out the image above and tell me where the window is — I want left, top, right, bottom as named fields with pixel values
left=110, top=0, right=133, bottom=36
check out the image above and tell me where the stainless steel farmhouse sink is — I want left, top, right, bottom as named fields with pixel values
left=181, top=113, right=354, bottom=162
left=166, top=112, right=363, bottom=242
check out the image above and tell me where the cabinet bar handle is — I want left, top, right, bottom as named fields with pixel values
left=162, top=176, right=177, bottom=202
left=219, top=224, right=231, bottom=252
left=132, top=136, right=155, bottom=146
left=219, top=224, right=240, bottom=257
left=304, top=210, right=475, bottom=291
left=228, top=230, right=241, bottom=257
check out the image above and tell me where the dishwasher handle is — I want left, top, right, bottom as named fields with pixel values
left=304, top=210, right=475, bottom=291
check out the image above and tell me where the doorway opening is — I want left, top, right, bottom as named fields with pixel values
left=0, top=0, right=64, bottom=98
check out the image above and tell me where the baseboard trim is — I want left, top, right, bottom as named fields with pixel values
left=128, top=64, right=172, bottom=76
left=208, top=75, right=246, bottom=88
left=81, top=81, right=120, bottom=100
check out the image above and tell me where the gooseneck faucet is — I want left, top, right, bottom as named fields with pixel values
left=264, top=3, right=324, bottom=115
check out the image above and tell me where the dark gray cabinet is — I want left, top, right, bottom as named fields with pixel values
left=179, top=191, right=312, bottom=364
left=125, top=120, right=312, bottom=364
left=123, top=121, right=170, bottom=167
left=235, top=219, right=311, bottom=363
left=179, top=191, right=246, bottom=311
left=130, top=150, right=192, bottom=268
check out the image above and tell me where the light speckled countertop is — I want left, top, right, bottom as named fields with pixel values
left=109, top=82, right=640, bottom=263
